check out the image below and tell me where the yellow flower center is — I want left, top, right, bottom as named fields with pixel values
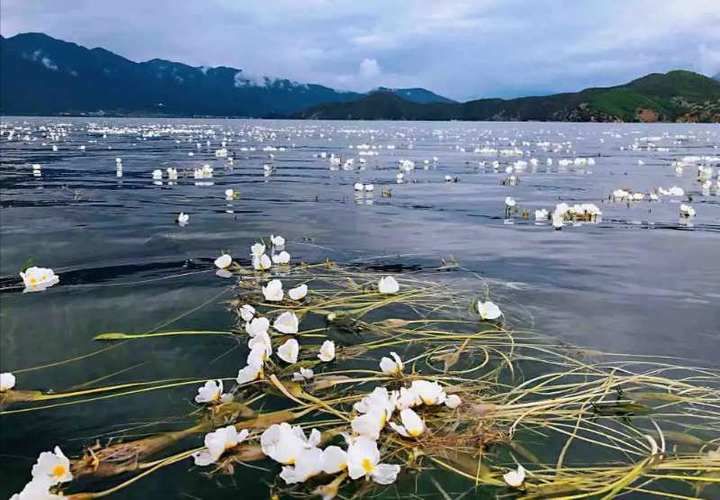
left=409, top=426, right=423, bottom=437
left=422, top=396, right=434, bottom=405
left=30, top=277, right=38, bottom=285
left=361, top=458, right=375, bottom=474
left=52, top=464, right=67, bottom=479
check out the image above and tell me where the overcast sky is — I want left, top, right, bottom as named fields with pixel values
left=2, top=0, right=720, bottom=100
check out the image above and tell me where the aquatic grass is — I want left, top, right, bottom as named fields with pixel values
left=2, top=261, right=719, bottom=498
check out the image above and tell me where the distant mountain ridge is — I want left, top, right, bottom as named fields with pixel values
left=0, top=32, right=453, bottom=117
left=373, top=87, right=456, bottom=104
left=299, top=71, right=720, bottom=123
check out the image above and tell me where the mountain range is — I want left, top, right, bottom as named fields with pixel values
left=1, top=32, right=719, bottom=122
left=0, top=32, right=452, bottom=117
left=300, top=71, right=720, bottom=122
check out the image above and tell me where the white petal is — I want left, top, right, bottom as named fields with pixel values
left=378, top=276, right=400, bottom=294
left=318, top=340, right=335, bottom=362
left=274, top=311, right=299, bottom=334
left=322, top=446, right=348, bottom=474
left=288, top=284, right=308, bottom=300
left=372, top=463, right=401, bottom=485
left=214, top=254, right=232, bottom=269
left=277, top=338, right=299, bottom=364
left=0, top=372, right=16, bottom=391
left=445, top=394, right=462, bottom=409
left=503, top=465, right=526, bottom=487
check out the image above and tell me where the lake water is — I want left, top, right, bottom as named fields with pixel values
left=1, top=117, right=719, bottom=498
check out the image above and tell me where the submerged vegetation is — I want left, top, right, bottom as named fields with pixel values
left=2, top=237, right=719, bottom=499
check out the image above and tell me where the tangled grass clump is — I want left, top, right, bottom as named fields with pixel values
left=2, top=259, right=719, bottom=499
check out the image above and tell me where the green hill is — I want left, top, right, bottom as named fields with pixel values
left=299, top=70, right=720, bottom=122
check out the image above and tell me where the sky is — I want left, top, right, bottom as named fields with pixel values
left=2, top=0, right=720, bottom=100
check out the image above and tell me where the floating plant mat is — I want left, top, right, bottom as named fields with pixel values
left=2, top=259, right=720, bottom=499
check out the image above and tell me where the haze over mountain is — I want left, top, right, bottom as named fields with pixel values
left=299, top=71, right=720, bottom=123
left=0, top=33, right=453, bottom=117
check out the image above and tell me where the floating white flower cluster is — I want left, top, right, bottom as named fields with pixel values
left=250, top=236, right=290, bottom=271
left=612, top=185, right=684, bottom=202
left=532, top=202, right=602, bottom=230
left=179, top=237, right=488, bottom=493
left=193, top=164, right=214, bottom=179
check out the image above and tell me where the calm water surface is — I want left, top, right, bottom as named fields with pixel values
left=0, top=118, right=718, bottom=498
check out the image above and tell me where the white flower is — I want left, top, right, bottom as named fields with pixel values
left=503, top=464, right=526, bottom=488
left=177, top=212, right=189, bottom=225
left=262, top=279, right=284, bottom=301
left=351, top=410, right=386, bottom=440
left=552, top=212, right=564, bottom=229
left=378, top=276, right=399, bottom=294
left=321, top=445, right=348, bottom=474
left=152, top=169, right=163, bottom=180
left=277, top=338, right=299, bottom=364
left=1, top=372, right=16, bottom=391
left=274, top=311, right=300, bottom=334
left=20, top=267, right=59, bottom=293
left=346, top=436, right=400, bottom=484
left=445, top=394, right=462, bottom=409
left=272, top=251, right=291, bottom=265
left=193, top=426, right=249, bottom=466
left=239, top=304, right=255, bottom=322
left=194, top=380, right=227, bottom=404
left=505, top=196, right=516, bottom=208
left=214, top=253, right=232, bottom=270
left=279, top=447, right=324, bottom=484
left=288, top=284, right=308, bottom=301
left=477, top=300, right=502, bottom=320
left=410, top=380, right=447, bottom=406
left=270, top=235, right=285, bottom=247
left=261, top=423, right=320, bottom=465
left=245, top=317, right=270, bottom=337
left=318, top=340, right=335, bottom=362
left=379, top=352, right=403, bottom=376
left=354, top=182, right=364, bottom=191
left=166, top=167, right=178, bottom=180
left=236, top=362, right=263, bottom=385
left=225, top=189, right=235, bottom=200
left=389, top=408, right=425, bottom=437
left=252, top=253, right=272, bottom=271
left=251, top=242, right=266, bottom=257
left=31, top=446, right=72, bottom=485
left=292, top=367, right=314, bottom=382
left=9, top=480, right=62, bottom=500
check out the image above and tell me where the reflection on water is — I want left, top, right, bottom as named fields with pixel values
left=0, top=118, right=719, bottom=498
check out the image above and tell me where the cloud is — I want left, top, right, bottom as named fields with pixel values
left=359, top=58, right=381, bottom=79
left=1, top=0, right=718, bottom=99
